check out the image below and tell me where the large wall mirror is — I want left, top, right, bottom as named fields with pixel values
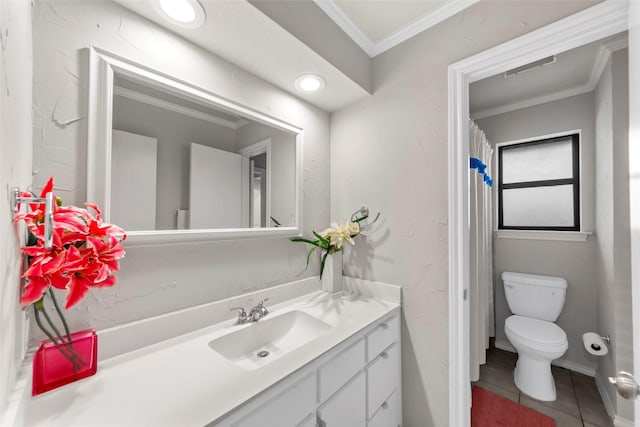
left=87, top=47, right=303, bottom=245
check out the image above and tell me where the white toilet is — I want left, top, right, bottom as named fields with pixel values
left=502, top=272, right=568, bottom=401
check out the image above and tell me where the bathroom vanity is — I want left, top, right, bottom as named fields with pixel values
left=18, top=277, right=402, bottom=426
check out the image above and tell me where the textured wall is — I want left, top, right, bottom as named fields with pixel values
left=476, top=93, right=598, bottom=373
left=0, top=0, right=32, bottom=423
left=32, top=0, right=330, bottom=333
left=330, top=1, right=599, bottom=425
left=595, top=51, right=617, bottom=417
left=594, top=48, right=633, bottom=422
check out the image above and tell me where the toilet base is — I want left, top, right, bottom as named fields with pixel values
left=513, top=356, right=557, bottom=401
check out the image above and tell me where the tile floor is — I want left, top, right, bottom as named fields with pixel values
left=472, top=345, right=613, bottom=427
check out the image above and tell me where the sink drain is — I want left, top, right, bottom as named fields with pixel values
left=257, top=350, right=270, bottom=358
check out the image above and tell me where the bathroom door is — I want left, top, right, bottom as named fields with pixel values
left=189, top=143, right=247, bottom=229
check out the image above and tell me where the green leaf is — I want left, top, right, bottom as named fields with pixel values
left=353, top=215, right=368, bottom=223
left=319, top=250, right=329, bottom=279
left=305, top=247, right=316, bottom=268
left=291, top=237, right=324, bottom=249
left=313, top=231, right=329, bottom=245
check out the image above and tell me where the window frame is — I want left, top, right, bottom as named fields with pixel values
left=497, top=133, right=580, bottom=231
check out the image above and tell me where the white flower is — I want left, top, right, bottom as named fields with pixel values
left=322, top=220, right=360, bottom=250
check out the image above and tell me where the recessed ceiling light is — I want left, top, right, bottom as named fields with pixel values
left=295, top=75, right=326, bottom=93
left=151, top=0, right=205, bottom=29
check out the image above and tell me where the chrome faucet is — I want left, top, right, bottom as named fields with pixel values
left=248, top=298, right=269, bottom=322
left=230, top=298, right=270, bottom=325
left=230, top=306, right=249, bottom=325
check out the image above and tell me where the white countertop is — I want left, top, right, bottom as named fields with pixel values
left=24, top=278, right=400, bottom=426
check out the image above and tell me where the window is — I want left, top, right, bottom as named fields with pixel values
left=498, top=134, right=580, bottom=231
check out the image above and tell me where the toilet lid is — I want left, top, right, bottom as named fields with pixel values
left=505, top=315, right=567, bottom=346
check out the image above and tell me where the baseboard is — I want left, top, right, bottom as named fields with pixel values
left=595, top=374, right=617, bottom=420
left=494, top=339, right=516, bottom=353
left=614, top=416, right=634, bottom=427
left=493, top=339, right=596, bottom=376
left=594, top=374, right=635, bottom=427
left=552, top=359, right=596, bottom=377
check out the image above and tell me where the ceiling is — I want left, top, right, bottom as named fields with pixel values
left=313, top=0, right=481, bottom=57
left=113, top=0, right=485, bottom=112
left=114, top=0, right=370, bottom=112
left=470, top=33, right=628, bottom=119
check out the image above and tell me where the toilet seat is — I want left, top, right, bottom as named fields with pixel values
left=505, top=315, right=567, bottom=349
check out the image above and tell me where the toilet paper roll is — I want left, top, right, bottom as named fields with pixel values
left=583, top=332, right=608, bottom=356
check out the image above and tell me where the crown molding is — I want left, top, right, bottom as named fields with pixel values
left=312, top=0, right=376, bottom=57
left=587, top=35, right=628, bottom=89
left=472, top=33, right=628, bottom=120
left=313, top=0, right=481, bottom=58
left=372, top=0, right=482, bottom=57
left=114, top=86, right=248, bottom=130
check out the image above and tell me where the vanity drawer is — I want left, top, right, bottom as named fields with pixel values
left=318, top=371, right=366, bottom=427
left=234, top=373, right=316, bottom=427
left=366, top=343, right=400, bottom=419
left=318, top=338, right=365, bottom=402
left=368, top=388, right=399, bottom=427
left=366, top=315, right=399, bottom=362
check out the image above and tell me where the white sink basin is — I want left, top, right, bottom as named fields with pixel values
left=209, top=310, right=331, bottom=370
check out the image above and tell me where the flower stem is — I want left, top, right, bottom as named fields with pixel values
left=34, top=302, right=81, bottom=371
left=48, top=288, right=72, bottom=342
left=46, top=291, right=87, bottom=368
left=39, top=297, right=65, bottom=345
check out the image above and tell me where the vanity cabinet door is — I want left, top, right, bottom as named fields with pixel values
left=318, top=338, right=365, bottom=401
left=317, top=371, right=366, bottom=427
left=233, top=373, right=316, bottom=427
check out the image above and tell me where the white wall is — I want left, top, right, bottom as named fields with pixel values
left=32, top=0, right=330, bottom=332
left=594, top=49, right=634, bottom=421
left=0, top=0, right=32, bottom=423
left=475, top=92, right=598, bottom=373
left=330, top=2, right=598, bottom=425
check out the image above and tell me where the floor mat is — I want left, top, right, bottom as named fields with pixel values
left=471, top=386, right=556, bottom=427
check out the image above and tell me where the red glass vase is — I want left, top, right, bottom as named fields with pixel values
left=32, top=329, right=98, bottom=396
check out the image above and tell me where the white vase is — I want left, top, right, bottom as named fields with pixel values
left=321, top=251, right=343, bottom=292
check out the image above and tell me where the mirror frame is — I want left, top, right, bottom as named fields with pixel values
left=87, top=47, right=303, bottom=246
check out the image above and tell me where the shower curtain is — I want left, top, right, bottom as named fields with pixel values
left=469, top=120, right=494, bottom=382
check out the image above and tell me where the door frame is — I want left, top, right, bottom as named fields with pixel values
left=447, top=2, right=630, bottom=425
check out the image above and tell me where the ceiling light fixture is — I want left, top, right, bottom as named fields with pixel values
left=295, top=75, right=326, bottom=93
left=151, top=0, right=205, bottom=29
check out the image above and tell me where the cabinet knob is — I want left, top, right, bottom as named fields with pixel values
left=381, top=352, right=389, bottom=359
left=381, top=402, right=389, bottom=410
left=381, top=322, right=389, bottom=330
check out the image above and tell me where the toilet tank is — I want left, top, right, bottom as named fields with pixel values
left=502, top=272, right=567, bottom=322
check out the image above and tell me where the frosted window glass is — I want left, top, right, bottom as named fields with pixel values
left=502, top=185, right=574, bottom=227
left=502, top=139, right=573, bottom=183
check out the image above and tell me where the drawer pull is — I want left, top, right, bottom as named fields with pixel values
left=381, top=322, right=389, bottom=330
left=381, top=402, right=389, bottom=410
left=381, top=352, right=389, bottom=359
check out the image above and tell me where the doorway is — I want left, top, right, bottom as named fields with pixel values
left=447, top=2, right=634, bottom=426
left=469, top=30, right=629, bottom=424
